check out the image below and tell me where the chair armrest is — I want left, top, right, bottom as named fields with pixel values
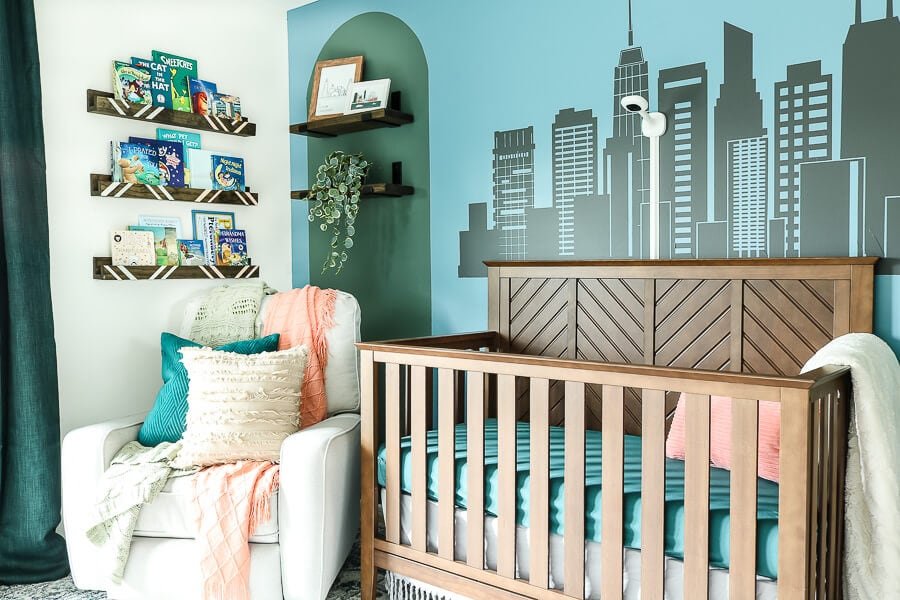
left=278, top=413, right=361, bottom=600
left=62, top=413, right=147, bottom=591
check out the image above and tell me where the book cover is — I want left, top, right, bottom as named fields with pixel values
left=151, top=50, right=198, bottom=112
left=111, top=230, right=156, bottom=266
left=192, top=211, right=234, bottom=266
left=128, top=225, right=179, bottom=266
left=131, top=56, right=172, bottom=109
left=177, top=239, right=206, bottom=266
left=157, top=129, right=201, bottom=185
left=211, top=155, right=244, bottom=191
left=113, top=61, right=151, bottom=105
left=210, top=93, right=241, bottom=120
left=128, top=137, right=184, bottom=187
left=138, top=215, right=182, bottom=238
left=216, top=229, right=248, bottom=266
left=188, top=77, right=217, bottom=115
left=111, top=141, right=122, bottom=182
left=186, top=149, right=214, bottom=189
left=118, top=142, right=161, bottom=186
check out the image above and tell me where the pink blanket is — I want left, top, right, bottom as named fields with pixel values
left=263, top=285, right=336, bottom=429
left=192, top=461, right=279, bottom=600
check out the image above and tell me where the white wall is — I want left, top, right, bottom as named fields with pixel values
left=35, top=0, right=292, bottom=437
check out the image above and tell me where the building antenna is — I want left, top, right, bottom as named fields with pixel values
left=888, top=0, right=894, bottom=18
left=628, top=0, right=634, bottom=46
left=856, top=0, right=862, bottom=23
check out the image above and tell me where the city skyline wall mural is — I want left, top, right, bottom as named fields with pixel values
left=459, top=0, right=900, bottom=276
left=288, top=0, right=900, bottom=352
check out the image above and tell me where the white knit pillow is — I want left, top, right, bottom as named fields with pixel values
left=175, top=345, right=309, bottom=467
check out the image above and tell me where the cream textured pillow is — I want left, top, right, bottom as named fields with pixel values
left=175, top=345, right=309, bottom=467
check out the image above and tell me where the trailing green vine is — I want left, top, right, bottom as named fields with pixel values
left=305, top=150, right=371, bottom=274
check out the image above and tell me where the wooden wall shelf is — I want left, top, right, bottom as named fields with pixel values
left=90, top=174, right=258, bottom=206
left=291, top=182, right=413, bottom=200
left=290, top=108, right=413, bottom=138
left=87, top=89, right=256, bottom=137
left=93, top=257, right=259, bottom=281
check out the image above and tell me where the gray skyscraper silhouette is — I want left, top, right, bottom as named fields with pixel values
left=713, top=23, right=766, bottom=226
left=492, top=127, right=535, bottom=260
left=603, top=0, right=650, bottom=257
left=728, top=136, right=769, bottom=256
left=552, top=108, right=598, bottom=256
left=773, top=61, right=833, bottom=257
left=841, top=0, right=900, bottom=260
left=658, top=63, right=708, bottom=257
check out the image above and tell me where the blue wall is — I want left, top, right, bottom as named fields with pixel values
left=288, top=0, right=900, bottom=356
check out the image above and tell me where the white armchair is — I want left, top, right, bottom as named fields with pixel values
left=62, top=291, right=362, bottom=600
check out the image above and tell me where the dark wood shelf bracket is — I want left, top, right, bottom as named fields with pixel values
left=90, top=174, right=258, bottom=206
left=93, top=257, right=260, bottom=281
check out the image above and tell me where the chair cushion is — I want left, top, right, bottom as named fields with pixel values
left=133, top=472, right=279, bottom=543
left=175, top=345, right=309, bottom=467
left=138, top=332, right=281, bottom=446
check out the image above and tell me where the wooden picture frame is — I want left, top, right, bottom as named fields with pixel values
left=309, top=56, right=364, bottom=121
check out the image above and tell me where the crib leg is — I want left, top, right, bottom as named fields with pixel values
left=361, top=555, right=376, bottom=600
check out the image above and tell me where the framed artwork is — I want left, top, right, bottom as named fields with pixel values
left=309, top=55, right=364, bottom=121
left=192, top=210, right=235, bottom=266
left=345, top=78, right=392, bottom=114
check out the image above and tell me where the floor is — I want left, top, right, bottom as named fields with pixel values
left=0, top=536, right=386, bottom=600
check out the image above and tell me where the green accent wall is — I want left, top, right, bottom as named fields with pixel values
left=307, top=12, right=431, bottom=341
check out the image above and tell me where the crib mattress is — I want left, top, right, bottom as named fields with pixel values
left=379, top=490, right=778, bottom=600
left=376, top=419, right=780, bottom=579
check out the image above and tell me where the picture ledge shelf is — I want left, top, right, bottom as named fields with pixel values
left=90, top=174, right=258, bottom=206
left=289, top=108, right=413, bottom=137
left=291, top=182, right=413, bottom=200
left=86, top=89, right=257, bottom=137
left=93, top=257, right=260, bottom=281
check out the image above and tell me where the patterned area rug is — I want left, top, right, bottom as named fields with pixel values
left=0, top=536, right=386, bottom=600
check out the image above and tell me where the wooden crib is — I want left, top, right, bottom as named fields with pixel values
left=359, top=258, right=876, bottom=600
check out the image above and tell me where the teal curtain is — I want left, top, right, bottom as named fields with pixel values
left=0, top=0, right=70, bottom=584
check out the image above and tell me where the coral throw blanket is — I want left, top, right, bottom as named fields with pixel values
left=193, top=461, right=279, bottom=600
left=263, top=285, right=336, bottom=429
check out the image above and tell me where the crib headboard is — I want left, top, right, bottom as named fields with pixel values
left=485, top=257, right=876, bottom=432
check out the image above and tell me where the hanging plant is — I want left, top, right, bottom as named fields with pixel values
left=305, top=150, right=371, bottom=274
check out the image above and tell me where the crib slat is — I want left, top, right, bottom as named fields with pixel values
left=817, top=394, right=832, bottom=600
left=601, top=385, right=625, bottom=600
left=529, top=378, right=550, bottom=589
left=641, top=388, right=666, bottom=600
left=564, top=381, right=585, bottom=599
left=497, top=373, right=517, bottom=579
left=808, top=395, right=821, bottom=597
left=731, top=398, right=758, bottom=600
left=466, top=371, right=486, bottom=570
left=386, top=363, right=402, bottom=545
left=778, top=389, right=811, bottom=600
left=684, top=393, right=710, bottom=600
left=833, top=387, right=848, bottom=598
left=411, top=366, right=428, bottom=552
left=438, top=368, right=456, bottom=561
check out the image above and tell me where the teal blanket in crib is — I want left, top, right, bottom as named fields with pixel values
left=376, top=419, right=780, bottom=579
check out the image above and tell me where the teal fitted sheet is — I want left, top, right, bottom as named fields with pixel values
left=376, top=419, right=780, bottom=579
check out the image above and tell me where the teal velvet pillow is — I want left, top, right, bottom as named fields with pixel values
left=137, top=332, right=280, bottom=446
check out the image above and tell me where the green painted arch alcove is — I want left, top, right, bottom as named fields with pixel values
left=307, top=12, right=431, bottom=341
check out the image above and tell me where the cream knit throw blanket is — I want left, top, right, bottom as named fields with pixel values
left=802, top=333, right=900, bottom=599
left=86, top=441, right=198, bottom=584
left=182, top=280, right=269, bottom=347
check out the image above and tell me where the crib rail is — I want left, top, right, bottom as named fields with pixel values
left=359, top=337, right=850, bottom=600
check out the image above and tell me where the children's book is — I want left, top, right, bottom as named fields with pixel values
left=128, top=225, right=178, bottom=266
left=216, top=229, right=248, bottom=266
left=115, top=142, right=161, bottom=186
left=211, top=155, right=244, bottom=191
left=186, top=149, right=214, bottom=189
left=151, top=50, right=198, bottom=112
left=188, top=78, right=217, bottom=115
left=128, top=137, right=185, bottom=187
left=113, top=61, right=151, bottom=105
left=111, top=230, right=156, bottom=266
left=192, top=211, right=234, bottom=266
left=138, top=215, right=182, bottom=238
left=157, top=129, right=201, bottom=185
left=131, top=57, right=172, bottom=109
left=177, top=239, right=206, bottom=266
left=210, top=93, right=241, bottom=120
